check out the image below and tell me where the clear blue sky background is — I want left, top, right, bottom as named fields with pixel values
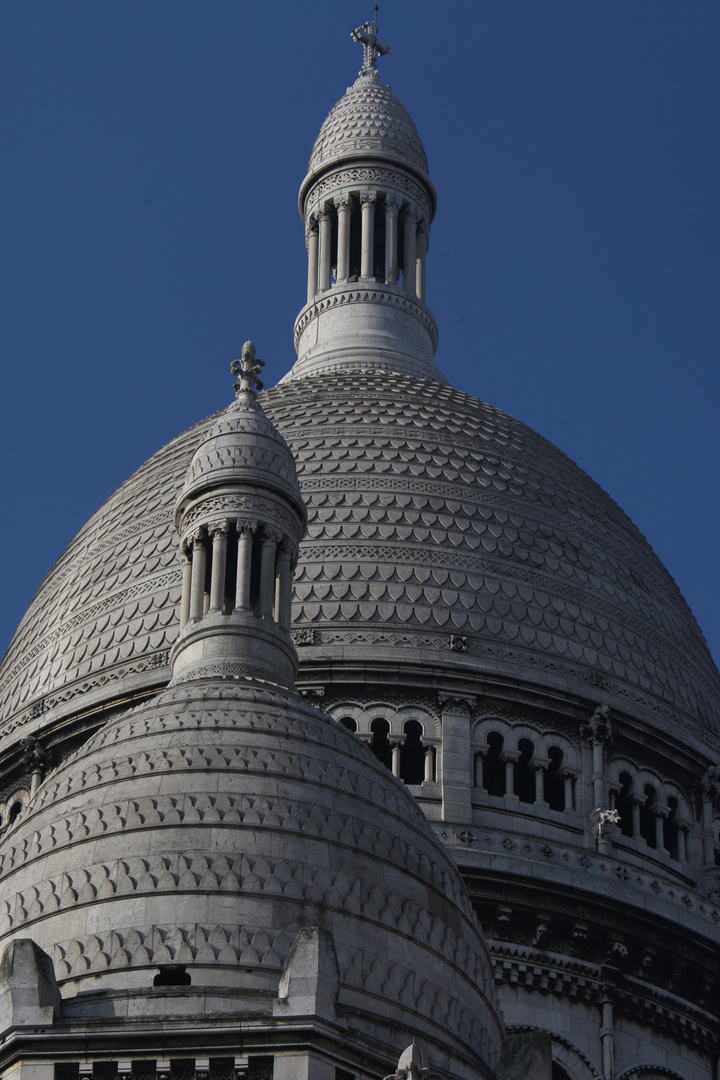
left=1, top=1, right=719, bottom=668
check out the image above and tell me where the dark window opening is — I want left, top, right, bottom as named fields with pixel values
left=640, top=784, right=658, bottom=848
left=132, top=1063, right=157, bottom=1080
left=552, top=1065, right=572, bottom=1080
left=336, top=1071, right=355, bottom=1080
left=481, top=732, right=505, bottom=796
left=400, top=720, right=425, bottom=785
left=338, top=716, right=357, bottom=733
left=514, top=738, right=536, bottom=804
left=249, top=536, right=263, bottom=614
left=170, top=1062, right=195, bottom=1080
left=373, top=204, right=386, bottom=282
left=94, top=1066, right=117, bottom=1080
left=209, top=1059, right=235, bottom=1080
left=247, top=1057, right=274, bottom=1080
left=8, top=801, right=22, bottom=825
left=153, top=965, right=191, bottom=987
left=55, top=1067, right=80, bottom=1080
left=615, top=772, right=634, bottom=837
left=544, top=746, right=565, bottom=811
left=223, top=526, right=239, bottom=612
left=370, top=718, right=392, bottom=770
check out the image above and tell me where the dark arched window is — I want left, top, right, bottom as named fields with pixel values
left=640, top=784, right=658, bottom=848
left=544, top=746, right=565, bottom=811
left=514, top=739, right=536, bottom=804
left=400, top=720, right=425, bottom=785
left=552, top=1064, right=572, bottom=1080
left=338, top=716, right=357, bottom=733
left=8, top=801, right=22, bottom=825
left=370, top=718, right=392, bottom=770
left=615, top=772, right=634, bottom=837
left=481, top=732, right=505, bottom=796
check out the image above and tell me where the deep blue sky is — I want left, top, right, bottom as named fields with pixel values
left=1, top=1, right=719, bottom=668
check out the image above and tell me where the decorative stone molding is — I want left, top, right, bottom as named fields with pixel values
left=293, top=285, right=438, bottom=351
left=304, top=165, right=432, bottom=220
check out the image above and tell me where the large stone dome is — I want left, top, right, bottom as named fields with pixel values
left=0, top=676, right=502, bottom=1074
left=1, top=369, right=718, bottom=752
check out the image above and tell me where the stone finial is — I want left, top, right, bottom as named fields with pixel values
left=231, top=340, right=265, bottom=398
left=385, top=1043, right=431, bottom=1080
left=0, top=939, right=61, bottom=1035
left=351, top=7, right=389, bottom=74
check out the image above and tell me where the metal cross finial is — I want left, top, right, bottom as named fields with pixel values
left=351, top=7, right=389, bottom=74
left=231, top=340, right=265, bottom=398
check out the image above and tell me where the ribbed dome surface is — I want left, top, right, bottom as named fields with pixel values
left=1, top=371, right=718, bottom=747
left=307, top=70, right=429, bottom=180
left=0, top=678, right=501, bottom=1069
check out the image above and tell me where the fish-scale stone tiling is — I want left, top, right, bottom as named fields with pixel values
left=1, top=371, right=718, bottom=741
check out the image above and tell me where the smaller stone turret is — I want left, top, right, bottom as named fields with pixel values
left=170, top=342, right=307, bottom=686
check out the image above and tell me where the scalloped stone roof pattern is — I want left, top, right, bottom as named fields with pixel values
left=307, top=70, right=430, bottom=180
left=0, top=678, right=501, bottom=1068
left=1, top=372, right=719, bottom=743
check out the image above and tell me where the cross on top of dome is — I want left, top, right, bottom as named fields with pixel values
left=231, top=340, right=265, bottom=398
left=351, top=6, right=389, bottom=75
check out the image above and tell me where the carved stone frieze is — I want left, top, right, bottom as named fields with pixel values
left=304, top=165, right=431, bottom=219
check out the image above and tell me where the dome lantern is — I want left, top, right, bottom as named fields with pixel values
left=285, top=16, right=445, bottom=384
left=170, top=342, right=307, bottom=687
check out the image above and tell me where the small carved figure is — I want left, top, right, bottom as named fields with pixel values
left=592, top=807, right=620, bottom=840
left=351, top=7, right=389, bottom=73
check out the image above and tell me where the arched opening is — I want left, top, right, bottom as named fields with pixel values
left=544, top=746, right=565, bottom=811
left=481, top=732, right=505, bottom=796
left=373, top=203, right=386, bottom=282
left=370, top=717, right=392, bottom=771
left=400, top=720, right=425, bottom=785
left=338, top=716, right=357, bottom=733
left=615, top=772, right=634, bottom=837
left=348, top=203, right=362, bottom=281
left=514, top=739, right=536, bottom=804
left=551, top=1064, right=572, bottom=1080
left=8, top=801, right=22, bottom=825
left=153, top=965, right=191, bottom=987
left=640, top=784, right=658, bottom=848
left=664, top=796, right=680, bottom=859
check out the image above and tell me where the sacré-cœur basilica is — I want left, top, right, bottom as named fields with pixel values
left=0, top=15, right=718, bottom=1080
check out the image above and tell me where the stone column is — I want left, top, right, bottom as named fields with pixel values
left=631, top=797, right=642, bottom=839
left=208, top=522, right=229, bottom=612
left=473, top=752, right=483, bottom=788
left=360, top=191, right=377, bottom=279
left=562, top=770, right=575, bottom=811
left=306, top=215, right=319, bottom=302
left=235, top=520, right=256, bottom=612
left=677, top=823, right=688, bottom=862
left=534, top=756, right=549, bottom=804
left=503, top=749, right=520, bottom=796
left=180, top=543, right=192, bottom=629
left=701, top=768, right=719, bottom=867
left=403, top=207, right=418, bottom=296
left=259, top=527, right=282, bottom=619
left=390, top=739, right=402, bottom=779
left=440, top=694, right=476, bottom=825
left=654, top=807, right=667, bottom=850
left=384, top=193, right=401, bottom=283
left=275, top=540, right=293, bottom=629
left=584, top=704, right=612, bottom=809
left=334, top=193, right=352, bottom=283
left=416, top=220, right=428, bottom=302
left=600, top=999, right=615, bottom=1080
left=318, top=204, right=333, bottom=292
left=188, top=530, right=207, bottom=622
left=424, top=745, right=435, bottom=783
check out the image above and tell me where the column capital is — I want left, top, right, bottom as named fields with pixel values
left=384, top=192, right=403, bottom=212
left=277, top=538, right=294, bottom=561
left=334, top=192, right=353, bottom=211
left=360, top=189, right=378, bottom=206
left=187, top=527, right=207, bottom=548
left=262, top=525, right=283, bottom=545
left=439, top=692, right=476, bottom=715
left=236, top=518, right=257, bottom=537
left=501, top=748, right=521, bottom=765
left=318, top=202, right=334, bottom=221
left=582, top=703, right=612, bottom=745
left=305, top=213, right=319, bottom=236
left=208, top=520, right=230, bottom=539
left=403, top=204, right=421, bottom=224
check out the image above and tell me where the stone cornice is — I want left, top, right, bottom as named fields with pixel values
left=293, top=285, right=439, bottom=352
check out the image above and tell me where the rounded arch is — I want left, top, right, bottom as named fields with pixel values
left=615, top=1066, right=688, bottom=1080
left=0, top=787, right=31, bottom=831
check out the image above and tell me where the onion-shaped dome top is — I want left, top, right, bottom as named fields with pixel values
left=0, top=678, right=502, bottom=1071
left=181, top=394, right=303, bottom=511
left=306, top=70, right=430, bottom=182
left=1, top=371, right=719, bottom=750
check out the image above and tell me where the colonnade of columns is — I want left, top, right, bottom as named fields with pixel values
left=388, top=738, right=436, bottom=783
left=473, top=751, right=577, bottom=810
left=306, top=191, right=427, bottom=303
left=180, top=521, right=294, bottom=633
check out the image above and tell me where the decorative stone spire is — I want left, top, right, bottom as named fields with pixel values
left=169, top=345, right=307, bottom=687
left=351, top=7, right=389, bottom=75
left=283, top=28, right=446, bottom=385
